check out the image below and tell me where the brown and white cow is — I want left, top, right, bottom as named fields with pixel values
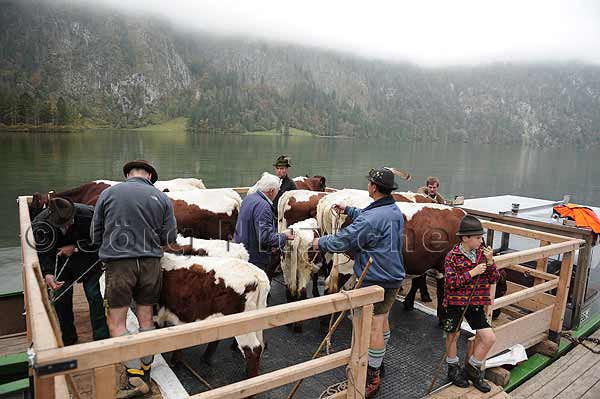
left=166, top=189, right=241, bottom=240
left=293, top=176, right=327, bottom=192
left=29, top=178, right=206, bottom=218
left=277, top=190, right=329, bottom=232
left=165, top=235, right=250, bottom=261
left=156, top=253, right=269, bottom=379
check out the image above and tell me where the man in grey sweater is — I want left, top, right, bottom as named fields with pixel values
left=91, top=160, right=177, bottom=398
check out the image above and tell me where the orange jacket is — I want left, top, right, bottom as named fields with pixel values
left=553, top=204, right=600, bottom=234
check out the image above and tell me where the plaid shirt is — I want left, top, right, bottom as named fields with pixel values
left=443, top=244, right=501, bottom=306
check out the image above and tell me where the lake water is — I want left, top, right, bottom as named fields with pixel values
left=1, top=129, right=599, bottom=249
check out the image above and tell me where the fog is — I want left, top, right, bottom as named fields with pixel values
left=63, top=0, right=600, bottom=67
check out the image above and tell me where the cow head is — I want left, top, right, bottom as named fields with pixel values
left=29, top=192, right=49, bottom=219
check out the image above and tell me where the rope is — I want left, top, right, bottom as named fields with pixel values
left=561, top=332, right=600, bottom=354
left=51, top=259, right=102, bottom=303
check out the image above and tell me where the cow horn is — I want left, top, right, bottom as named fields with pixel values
left=387, top=167, right=412, bottom=181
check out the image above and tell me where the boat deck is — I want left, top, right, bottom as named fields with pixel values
left=511, top=329, right=600, bottom=399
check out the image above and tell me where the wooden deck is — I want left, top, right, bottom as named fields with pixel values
left=69, top=283, right=164, bottom=399
left=0, top=332, right=28, bottom=357
left=511, top=329, right=600, bottom=399
left=428, top=382, right=510, bottom=399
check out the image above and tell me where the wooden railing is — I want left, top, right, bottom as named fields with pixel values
left=480, top=220, right=584, bottom=357
left=19, top=195, right=382, bottom=399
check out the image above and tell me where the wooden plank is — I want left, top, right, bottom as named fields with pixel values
left=511, top=332, right=597, bottom=398
left=507, top=263, right=558, bottom=281
left=494, top=240, right=583, bottom=270
left=190, top=349, right=351, bottom=399
left=427, top=380, right=507, bottom=398
left=347, top=304, right=373, bottom=399
left=488, top=305, right=553, bottom=358
left=492, top=279, right=558, bottom=310
left=464, top=208, right=594, bottom=239
left=549, top=251, right=574, bottom=340
left=569, top=238, right=593, bottom=329
left=54, top=376, right=69, bottom=399
left=534, top=241, right=551, bottom=285
left=505, top=281, right=555, bottom=310
left=481, top=221, right=571, bottom=243
left=35, top=286, right=384, bottom=377
left=94, top=365, right=116, bottom=399
left=34, top=376, right=55, bottom=399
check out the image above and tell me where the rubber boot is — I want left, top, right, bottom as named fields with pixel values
left=447, top=363, right=469, bottom=388
left=365, top=366, right=381, bottom=398
left=465, top=363, right=491, bottom=393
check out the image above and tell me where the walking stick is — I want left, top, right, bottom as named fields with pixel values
left=426, top=272, right=483, bottom=394
left=287, top=257, right=374, bottom=399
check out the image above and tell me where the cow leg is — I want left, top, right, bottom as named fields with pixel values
left=312, top=272, right=320, bottom=298
left=236, top=333, right=263, bottom=379
left=403, top=280, right=418, bottom=311
left=417, top=275, right=432, bottom=302
left=436, top=277, right=445, bottom=327
left=201, top=341, right=219, bottom=365
left=292, top=289, right=307, bottom=333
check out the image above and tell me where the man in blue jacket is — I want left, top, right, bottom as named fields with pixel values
left=234, top=172, right=294, bottom=277
left=313, top=167, right=405, bottom=398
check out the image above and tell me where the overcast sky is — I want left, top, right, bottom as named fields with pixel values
left=74, top=0, right=600, bottom=67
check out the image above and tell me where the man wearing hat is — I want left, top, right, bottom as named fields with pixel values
left=442, top=215, right=500, bottom=392
left=91, top=160, right=177, bottom=398
left=312, top=167, right=405, bottom=397
left=272, top=155, right=297, bottom=213
left=32, top=197, right=109, bottom=346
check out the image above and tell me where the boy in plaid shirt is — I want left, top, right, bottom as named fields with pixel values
left=443, top=215, right=501, bottom=392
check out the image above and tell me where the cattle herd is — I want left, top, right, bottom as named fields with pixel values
left=29, top=175, right=505, bottom=379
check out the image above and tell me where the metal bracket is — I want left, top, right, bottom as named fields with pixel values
left=35, top=360, right=78, bottom=376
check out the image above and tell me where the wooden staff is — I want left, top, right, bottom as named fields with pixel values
left=287, top=258, right=374, bottom=399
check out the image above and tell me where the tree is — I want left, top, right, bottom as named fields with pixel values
left=17, top=93, right=34, bottom=124
left=56, top=97, right=69, bottom=125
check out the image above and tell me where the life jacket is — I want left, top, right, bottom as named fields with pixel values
left=553, top=204, right=600, bottom=234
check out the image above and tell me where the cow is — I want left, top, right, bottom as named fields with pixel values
left=166, top=189, right=241, bottom=240
left=156, top=253, right=269, bottom=379
left=164, top=235, right=250, bottom=261
left=277, top=190, right=329, bottom=232
left=29, top=181, right=240, bottom=241
left=293, top=176, right=327, bottom=192
left=29, top=178, right=206, bottom=218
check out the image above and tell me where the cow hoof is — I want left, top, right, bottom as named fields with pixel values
left=403, top=301, right=415, bottom=311
left=421, top=294, right=432, bottom=303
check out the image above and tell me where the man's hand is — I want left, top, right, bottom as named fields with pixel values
left=284, top=230, right=295, bottom=241
left=312, top=237, right=320, bottom=250
left=45, top=274, right=64, bottom=291
left=332, top=202, right=347, bottom=214
left=57, top=245, right=77, bottom=257
left=469, top=263, right=487, bottom=278
left=483, top=246, right=494, bottom=265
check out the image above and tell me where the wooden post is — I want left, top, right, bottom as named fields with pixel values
left=534, top=241, right=550, bottom=285
left=34, top=376, right=55, bottom=399
left=500, top=232, right=510, bottom=251
left=347, top=304, right=373, bottom=399
left=549, top=251, right=574, bottom=342
left=569, top=236, right=592, bottom=329
left=94, top=365, right=116, bottom=399
left=486, top=228, right=495, bottom=249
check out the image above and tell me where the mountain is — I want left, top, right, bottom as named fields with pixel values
left=1, top=0, right=599, bottom=146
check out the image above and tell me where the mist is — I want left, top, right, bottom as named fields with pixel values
left=46, top=0, right=600, bottom=66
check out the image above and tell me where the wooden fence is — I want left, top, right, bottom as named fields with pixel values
left=19, top=195, right=382, bottom=399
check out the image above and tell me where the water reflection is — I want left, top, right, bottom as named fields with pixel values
left=1, top=130, right=598, bottom=247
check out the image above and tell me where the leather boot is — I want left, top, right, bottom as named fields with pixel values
left=116, top=368, right=150, bottom=399
left=365, top=366, right=381, bottom=398
left=447, top=363, right=469, bottom=388
left=465, top=363, right=491, bottom=393
left=141, top=356, right=154, bottom=386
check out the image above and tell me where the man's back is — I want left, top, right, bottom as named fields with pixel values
left=92, top=177, right=176, bottom=261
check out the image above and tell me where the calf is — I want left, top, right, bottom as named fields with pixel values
left=156, top=253, right=269, bottom=378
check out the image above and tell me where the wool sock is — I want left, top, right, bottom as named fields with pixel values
left=383, top=330, right=391, bottom=349
left=139, top=326, right=155, bottom=366
left=368, top=347, right=385, bottom=369
left=446, top=356, right=459, bottom=365
left=468, top=356, right=483, bottom=368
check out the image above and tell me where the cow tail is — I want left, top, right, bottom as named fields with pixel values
left=255, top=275, right=270, bottom=347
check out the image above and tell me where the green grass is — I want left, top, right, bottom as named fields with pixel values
left=132, top=117, right=188, bottom=133
left=244, top=127, right=315, bottom=137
